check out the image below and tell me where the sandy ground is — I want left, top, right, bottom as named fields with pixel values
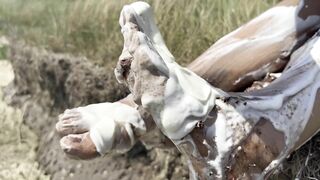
left=0, top=60, right=49, bottom=180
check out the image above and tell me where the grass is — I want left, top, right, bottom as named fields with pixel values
left=0, top=0, right=278, bottom=67
left=0, top=37, right=8, bottom=59
left=0, top=47, right=6, bottom=59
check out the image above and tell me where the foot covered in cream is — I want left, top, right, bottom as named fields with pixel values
left=56, top=106, right=103, bottom=159
left=56, top=102, right=146, bottom=159
left=56, top=108, right=94, bottom=136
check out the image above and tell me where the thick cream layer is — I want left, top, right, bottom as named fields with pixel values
left=73, top=102, right=146, bottom=155
left=122, top=2, right=320, bottom=179
left=124, top=2, right=226, bottom=140
left=161, top=63, right=221, bottom=140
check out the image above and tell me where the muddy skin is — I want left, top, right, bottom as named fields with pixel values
left=226, top=118, right=285, bottom=180
left=297, top=0, right=320, bottom=20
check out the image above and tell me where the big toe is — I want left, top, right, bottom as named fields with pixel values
left=60, top=133, right=99, bottom=160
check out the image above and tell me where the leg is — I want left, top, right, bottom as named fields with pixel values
left=57, top=0, right=320, bottom=163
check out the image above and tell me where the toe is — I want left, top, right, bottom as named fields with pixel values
left=56, top=109, right=89, bottom=136
left=60, top=135, right=74, bottom=151
left=60, top=134, right=83, bottom=156
left=66, top=134, right=83, bottom=143
left=60, top=133, right=99, bottom=160
left=59, top=109, right=81, bottom=121
left=55, top=119, right=88, bottom=136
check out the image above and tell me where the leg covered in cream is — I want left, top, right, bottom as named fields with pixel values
left=116, top=1, right=320, bottom=179
left=57, top=1, right=320, bottom=179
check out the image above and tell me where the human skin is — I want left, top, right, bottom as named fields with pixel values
left=56, top=0, right=320, bottom=178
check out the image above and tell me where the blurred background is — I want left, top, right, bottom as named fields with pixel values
left=0, top=0, right=278, bottom=66
left=1, top=0, right=319, bottom=179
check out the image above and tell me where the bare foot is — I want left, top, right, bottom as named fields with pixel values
left=60, top=132, right=99, bottom=159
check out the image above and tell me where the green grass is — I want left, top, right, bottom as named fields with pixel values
left=0, top=47, right=7, bottom=59
left=0, top=0, right=278, bottom=67
left=0, top=37, right=8, bottom=59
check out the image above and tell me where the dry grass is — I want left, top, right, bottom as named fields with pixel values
left=0, top=0, right=277, bottom=66
left=271, top=134, right=320, bottom=180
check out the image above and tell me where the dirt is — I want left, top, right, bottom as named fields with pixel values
left=2, top=42, right=188, bottom=180
left=0, top=60, right=49, bottom=180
